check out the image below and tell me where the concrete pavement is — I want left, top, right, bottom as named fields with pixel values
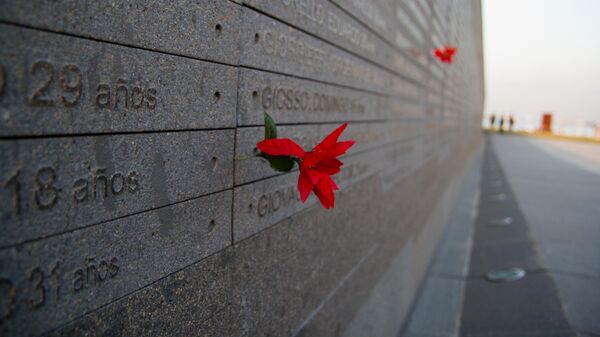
left=401, top=134, right=600, bottom=337
left=491, top=134, right=600, bottom=336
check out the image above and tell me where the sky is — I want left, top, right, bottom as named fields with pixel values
left=483, top=0, right=600, bottom=131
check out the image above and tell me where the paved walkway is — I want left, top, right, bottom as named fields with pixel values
left=460, top=136, right=572, bottom=336
left=401, top=134, right=600, bottom=337
left=489, top=134, right=600, bottom=336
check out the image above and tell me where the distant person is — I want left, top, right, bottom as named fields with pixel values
left=489, top=114, right=496, bottom=130
left=499, top=115, right=505, bottom=133
left=509, top=115, right=515, bottom=131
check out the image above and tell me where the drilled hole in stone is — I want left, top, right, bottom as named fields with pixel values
left=254, top=33, right=260, bottom=42
left=215, top=24, right=222, bottom=32
left=209, top=219, right=216, bottom=229
left=211, top=156, right=218, bottom=170
left=214, top=91, right=221, bottom=100
left=252, top=91, right=258, bottom=99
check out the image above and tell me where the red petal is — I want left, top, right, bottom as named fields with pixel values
left=313, top=123, right=348, bottom=152
left=314, top=158, right=342, bottom=175
left=297, top=169, right=314, bottom=202
left=330, top=140, right=355, bottom=157
left=304, top=166, right=321, bottom=185
left=313, top=176, right=335, bottom=209
left=257, top=138, right=305, bottom=158
left=323, top=174, right=339, bottom=191
left=302, top=151, right=327, bottom=168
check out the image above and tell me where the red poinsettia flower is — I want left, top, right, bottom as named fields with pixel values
left=434, top=45, right=457, bottom=64
left=256, top=123, right=355, bottom=209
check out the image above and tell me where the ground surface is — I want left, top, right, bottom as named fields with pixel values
left=488, top=134, right=600, bottom=336
left=402, top=134, right=600, bottom=337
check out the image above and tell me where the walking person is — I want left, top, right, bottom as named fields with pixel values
left=499, top=115, right=505, bottom=133
left=489, top=114, right=496, bottom=130
left=509, top=114, right=515, bottom=132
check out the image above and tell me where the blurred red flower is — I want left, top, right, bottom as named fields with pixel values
left=256, top=123, right=355, bottom=209
left=434, top=45, right=457, bottom=64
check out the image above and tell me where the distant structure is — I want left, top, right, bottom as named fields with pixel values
left=541, top=113, right=553, bottom=132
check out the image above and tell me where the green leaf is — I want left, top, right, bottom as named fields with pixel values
left=265, top=155, right=295, bottom=172
left=264, top=112, right=277, bottom=140
left=259, top=112, right=293, bottom=172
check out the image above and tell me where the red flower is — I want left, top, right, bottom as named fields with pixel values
left=256, top=123, right=355, bottom=209
left=434, top=45, right=457, bottom=64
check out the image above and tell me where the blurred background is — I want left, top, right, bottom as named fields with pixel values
left=483, top=0, right=600, bottom=137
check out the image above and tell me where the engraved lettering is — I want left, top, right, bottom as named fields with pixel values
left=96, top=83, right=111, bottom=108
left=49, top=262, right=60, bottom=300
left=110, top=172, right=125, bottom=195
left=72, top=178, right=89, bottom=204
left=131, top=86, right=144, bottom=108
left=34, top=167, right=58, bottom=210
left=109, top=257, right=119, bottom=277
left=96, top=81, right=156, bottom=110
left=72, top=169, right=138, bottom=205
left=97, top=260, right=109, bottom=281
left=258, top=86, right=365, bottom=114
left=256, top=186, right=300, bottom=217
left=281, top=0, right=325, bottom=25
left=115, top=79, right=128, bottom=109
left=58, top=64, right=82, bottom=106
left=261, top=30, right=325, bottom=66
left=93, top=168, right=109, bottom=200
left=73, top=269, right=85, bottom=292
left=2, top=169, right=20, bottom=217
left=257, top=195, right=269, bottom=218
left=0, top=278, right=16, bottom=322
left=126, top=171, right=139, bottom=192
left=28, top=267, right=45, bottom=308
left=86, top=257, right=98, bottom=287
left=29, top=61, right=54, bottom=106
left=270, top=190, right=282, bottom=212
left=73, top=256, right=119, bottom=292
left=145, top=88, right=157, bottom=109
left=261, top=86, right=272, bottom=109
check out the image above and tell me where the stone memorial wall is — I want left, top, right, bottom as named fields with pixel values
left=0, top=0, right=483, bottom=336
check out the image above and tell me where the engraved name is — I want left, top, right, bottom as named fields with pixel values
left=259, top=30, right=385, bottom=92
left=259, top=86, right=366, bottom=114
left=279, top=0, right=376, bottom=54
left=262, top=29, right=326, bottom=66
left=255, top=185, right=300, bottom=218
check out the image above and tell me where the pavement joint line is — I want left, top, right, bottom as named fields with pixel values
left=549, top=268, right=600, bottom=281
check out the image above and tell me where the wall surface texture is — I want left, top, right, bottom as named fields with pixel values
left=0, top=0, right=484, bottom=336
